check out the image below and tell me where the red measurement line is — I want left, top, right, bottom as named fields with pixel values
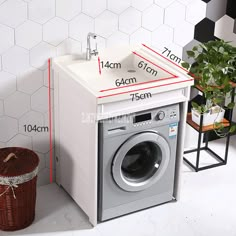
left=98, top=79, right=192, bottom=99
left=98, top=57, right=101, bottom=75
left=48, top=58, right=53, bottom=183
left=100, top=75, right=176, bottom=92
left=142, top=44, right=195, bottom=79
left=133, top=51, right=178, bottom=78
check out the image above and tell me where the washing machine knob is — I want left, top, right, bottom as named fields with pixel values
left=156, top=111, right=165, bottom=121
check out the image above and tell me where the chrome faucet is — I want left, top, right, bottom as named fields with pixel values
left=86, top=32, right=98, bottom=60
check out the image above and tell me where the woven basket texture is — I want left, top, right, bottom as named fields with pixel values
left=0, top=147, right=39, bottom=231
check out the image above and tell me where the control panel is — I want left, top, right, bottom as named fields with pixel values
left=132, top=104, right=179, bottom=127
left=101, top=104, right=180, bottom=137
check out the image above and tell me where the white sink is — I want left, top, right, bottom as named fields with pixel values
left=67, top=46, right=178, bottom=93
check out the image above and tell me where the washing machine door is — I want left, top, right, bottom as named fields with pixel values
left=112, top=131, right=170, bottom=192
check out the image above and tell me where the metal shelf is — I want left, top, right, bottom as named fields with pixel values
left=184, top=85, right=235, bottom=172
left=186, top=113, right=230, bottom=133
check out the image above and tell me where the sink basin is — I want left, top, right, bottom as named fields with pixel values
left=67, top=45, right=178, bottom=94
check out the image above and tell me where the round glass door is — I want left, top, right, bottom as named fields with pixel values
left=121, top=141, right=162, bottom=183
left=112, top=132, right=170, bottom=192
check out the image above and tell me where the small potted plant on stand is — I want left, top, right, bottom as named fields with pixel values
left=182, top=39, right=236, bottom=136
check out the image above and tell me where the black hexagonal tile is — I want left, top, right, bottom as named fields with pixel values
left=201, top=0, right=212, bottom=3
left=226, top=0, right=236, bottom=19
left=194, top=18, right=216, bottom=43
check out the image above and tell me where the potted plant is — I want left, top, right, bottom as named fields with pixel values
left=181, top=39, right=236, bottom=136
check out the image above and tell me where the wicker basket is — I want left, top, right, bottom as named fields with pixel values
left=0, top=147, right=39, bottom=231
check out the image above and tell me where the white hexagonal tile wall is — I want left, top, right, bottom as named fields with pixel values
left=32, top=131, right=50, bottom=153
left=30, top=42, right=56, bottom=70
left=28, top=0, right=55, bottom=24
left=130, top=28, right=151, bottom=45
left=107, top=0, right=131, bottom=14
left=0, top=71, right=16, bottom=99
left=215, top=15, right=235, bottom=42
left=57, top=38, right=82, bottom=56
left=45, top=149, right=56, bottom=170
left=165, top=2, right=186, bottom=28
left=7, top=134, right=32, bottom=149
left=82, top=0, right=106, bottom=18
left=43, top=17, right=68, bottom=46
left=0, top=24, right=14, bottom=54
left=107, top=31, right=129, bottom=47
left=142, top=4, right=164, bottom=31
left=0, top=0, right=27, bottom=28
left=154, top=0, right=175, bottom=8
left=2, top=46, right=30, bottom=75
left=164, top=42, right=183, bottom=59
left=15, top=20, right=42, bottom=50
left=174, top=21, right=194, bottom=47
left=4, top=91, right=30, bottom=118
left=0, top=142, right=5, bottom=148
left=0, top=100, right=3, bottom=116
left=131, top=0, right=153, bottom=11
left=178, top=0, right=194, bottom=5
left=186, top=0, right=207, bottom=25
left=95, top=10, right=118, bottom=38
left=17, top=68, right=44, bottom=94
left=31, top=86, right=49, bottom=113
left=69, top=14, right=94, bottom=42
left=234, top=20, right=236, bottom=34
left=56, top=0, right=82, bottom=21
left=19, top=110, right=44, bottom=136
left=0, top=116, right=18, bottom=142
left=35, top=152, right=46, bottom=172
left=119, top=7, right=141, bottom=34
left=152, top=25, right=174, bottom=51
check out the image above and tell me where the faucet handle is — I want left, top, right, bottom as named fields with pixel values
left=93, top=43, right=98, bottom=56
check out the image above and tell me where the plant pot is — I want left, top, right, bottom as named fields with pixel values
left=191, top=106, right=225, bottom=126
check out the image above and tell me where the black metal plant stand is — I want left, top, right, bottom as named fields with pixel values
left=183, top=86, right=235, bottom=172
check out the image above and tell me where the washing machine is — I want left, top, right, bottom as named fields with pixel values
left=98, top=104, right=180, bottom=221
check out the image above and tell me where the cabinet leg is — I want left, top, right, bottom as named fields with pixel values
left=196, top=131, right=202, bottom=171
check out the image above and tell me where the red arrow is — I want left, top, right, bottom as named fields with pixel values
left=98, top=79, right=193, bottom=99
left=132, top=51, right=178, bottom=78
left=48, top=58, right=53, bottom=183
left=98, top=57, right=101, bottom=75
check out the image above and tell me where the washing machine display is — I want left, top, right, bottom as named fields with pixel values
left=133, top=113, right=152, bottom=123
left=98, top=104, right=180, bottom=221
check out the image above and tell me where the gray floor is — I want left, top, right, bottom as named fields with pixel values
left=2, top=136, right=236, bottom=236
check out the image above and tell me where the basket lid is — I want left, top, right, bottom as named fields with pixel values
left=0, top=147, right=39, bottom=177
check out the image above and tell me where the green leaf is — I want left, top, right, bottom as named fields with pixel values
left=219, top=46, right=225, bottom=54
left=181, top=62, right=190, bottom=69
left=191, top=101, right=200, bottom=110
left=230, top=125, right=236, bottom=133
left=227, top=102, right=235, bottom=109
left=186, top=50, right=195, bottom=58
left=192, top=46, right=198, bottom=51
